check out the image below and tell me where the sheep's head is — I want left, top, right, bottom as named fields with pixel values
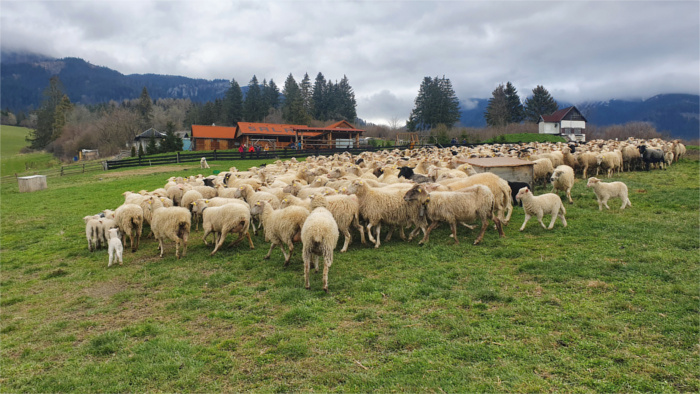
left=586, top=177, right=600, bottom=188
left=515, top=187, right=531, bottom=202
left=403, top=185, right=428, bottom=203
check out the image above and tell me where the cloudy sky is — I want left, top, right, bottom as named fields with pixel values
left=2, top=1, right=698, bottom=125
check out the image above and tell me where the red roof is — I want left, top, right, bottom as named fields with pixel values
left=539, top=106, right=586, bottom=123
left=237, top=122, right=315, bottom=137
left=191, top=125, right=237, bottom=139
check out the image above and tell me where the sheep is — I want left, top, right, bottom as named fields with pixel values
left=83, top=215, right=102, bottom=252
left=107, top=228, right=123, bottom=267
left=638, top=145, right=665, bottom=171
left=578, top=152, right=598, bottom=179
left=346, top=179, right=424, bottom=248
left=139, top=196, right=164, bottom=238
left=309, top=193, right=366, bottom=252
left=114, top=204, right=144, bottom=252
left=515, top=187, right=567, bottom=231
left=214, top=184, right=238, bottom=199
left=180, top=189, right=204, bottom=230
left=596, top=151, right=622, bottom=178
left=97, top=217, right=118, bottom=247
left=200, top=157, right=210, bottom=169
left=234, top=183, right=281, bottom=234
left=403, top=184, right=504, bottom=245
left=532, top=158, right=555, bottom=186
left=279, top=194, right=312, bottom=211
left=250, top=200, right=309, bottom=266
left=397, top=166, right=431, bottom=183
left=166, top=185, right=185, bottom=206
left=301, top=207, right=340, bottom=292
left=201, top=203, right=254, bottom=255
left=507, top=181, right=531, bottom=207
left=150, top=206, right=191, bottom=259
left=193, top=185, right=217, bottom=199
left=586, top=177, right=632, bottom=211
left=550, top=165, right=575, bottom=204
left=443, top=172, right=513, bottom=225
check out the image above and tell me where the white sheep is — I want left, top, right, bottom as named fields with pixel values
left=515, top=187, right=567, bottom=231
left=250, top=200, right=309, bottom=266
left=309, top=193, right=366, bottom=252
left=149, top=206, right=191, bottom=259
left=201, top=203, right=254, bottom=255
left=83, top=215, right=102, bottom=252
left=532, top=158, right=555, bottom=186
left=586, top=177, right=632, bottom=211
left=200, top=157, right=210, bottom=169
left=550, top=165, right=575, bottom=204
left=107, top=228, right=123, bottom=267
left=403, top=184, right=504, bottom=245
left=180, top=189, right=204, bottom=230
left=301, top=207, right=340, bottom=292
left=443, top=172, right=513, bottom=225
left=114, top=204, right=144, bottom=252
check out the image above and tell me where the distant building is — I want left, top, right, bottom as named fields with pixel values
left=538, top=106, right=587, bottom=142
left=190, top=121, right=364, bottom=151
left=132, top=128, right=166, bottom=151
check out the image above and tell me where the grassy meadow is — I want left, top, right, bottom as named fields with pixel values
left=1, top=149, right=698, bottom=392
left=1, top=126, right=61, bottom=176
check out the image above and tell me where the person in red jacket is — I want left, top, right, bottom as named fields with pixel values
left=239, top=144, right=245, bottom=159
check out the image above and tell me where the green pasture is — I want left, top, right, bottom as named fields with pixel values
left=1, top=154, right=698, bottom=392
left=1, top=126, right=60, bottom=175
left=485, top=132, right=567, bottom=144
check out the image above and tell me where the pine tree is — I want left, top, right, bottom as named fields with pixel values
left=264, top=79, right=280, bottom=110
left=146, top=136, right=158, bottom=155
left=337, top=75, right=357, bottom=122
left=161, top=121, right=183, bottom=152
left=223, top=78, right=243, bottom=125
left=524, top=85, right=559, bottom=122
left=406, top=76, right=460, bottom=131
left=504, top=82, right=525, bottom=123
left=484, top=84, right=510, bottom=127
left=312, top=72, right=327, bottom=121
left=28, top=75, right=68, bottom=149
left=299, top=73, right=313, bottom=116
left=243, top=75, right=264, bottom=121
left=282, top=73, right=308, bottom=124
left=136, top=87, right=154, bottom=130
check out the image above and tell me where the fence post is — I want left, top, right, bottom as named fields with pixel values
left=176, top=152, right=180, bottom=164
left=82, top=163, right=85, bottom=173
left=214, top=150, right=217, bottom=160
left=60, top=166, right=64, bottom=176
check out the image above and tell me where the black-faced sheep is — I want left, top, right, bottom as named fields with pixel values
left=638, top=145, right=665, bottom=171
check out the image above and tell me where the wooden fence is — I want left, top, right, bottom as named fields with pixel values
left=1, top=161, right=105, bottom=184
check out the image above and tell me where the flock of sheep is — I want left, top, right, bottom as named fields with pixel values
left=83, top=137, right=686, bottom=291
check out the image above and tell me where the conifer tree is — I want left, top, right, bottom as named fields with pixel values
left=406, top=76, right=460, bottom=131
left=244, top=75, right=264, bottom=121
left=282, top=74, right=308, bottom=124
left=312, top=72, right=328, bottom=121
left=504, top=82, right=525, bottom=123
left=223, top=78, right=243, bottom=125
left=524, top=85, right=559, bottom=122
left=136, top=86, right=154, bottom=129
left=28, top=75, right=69, bottom=149
left=484, top=84, right=509, bottom=127
left=299, top=73, right=313, bottom=116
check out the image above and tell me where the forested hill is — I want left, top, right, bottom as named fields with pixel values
left=1, top=53, right=230, bottom=111
left=460, top=94, right=699, bottom=140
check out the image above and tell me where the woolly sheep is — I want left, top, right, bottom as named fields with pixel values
left=166, top=185, right=185, bottom=206
left=250, top=200, right=309, bottom=266
left=596, top=151, right=622, bottom=178
left=403, top=184, right=504, bottom=245
left=443, top=172, right=513, bottom=225
left=114, top=203, right=144, bottom=252
left=578, top=151, right=599, bottom=179
left=180, top=189, right=204, bottom=230
left=515, top=187, right=567, bottom=231
left=532, top=158, right=555, bottom=186
left=83, top=215, right=102, bottom=252
left=107, top=228, right=123, bottom=267
left=309, top=193, right=366, bottom=252
left=586, top=177, right=632, bottom=211
left=550, top=165, right=575, bottom=204
left=201, top=203, right=254, bottom=255
left=150, top=206, right=191, bottom=259
left=301, top=207, right=339, bottom=292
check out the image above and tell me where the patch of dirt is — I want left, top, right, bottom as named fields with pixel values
left=83, top=279, right=128, bottom=299
left=101, top=165, right=196, bottom=178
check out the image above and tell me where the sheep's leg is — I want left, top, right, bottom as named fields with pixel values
left=366, top=223, right=376, bottom=244
left=566, top=188, right=573, bottom=204
left=340, top=229, right=351, bottom=253
left=503, top=203, right=513, bottom=226
left=210, top=226, right=229, bottom=256
left=597, top=198, right=603, bottom=211
left=622, top=197, right=631, bottom=210
left=494, top=216, right=505, bottom=238
left=158, top=238, right=165, bottom=257
left=399, top=226, right=407, bottom=241
left=547, top=207, right=558, bottom=229
left=374, top=223, right=382, bottom=248
left=322, top=256, right=331, bottom=293
left=303, top=248, right=311, bottom=289
left=519, top=214, right=531, bottom=231
left=407, top=226, right=422, bottom=241
left=175, top=239, right=180, bottom=259
left=384, top=227, right=394, bottom=242
left=418, top=221, right=439, bottom=245
left=313, top=255, right=319, bottom=272
left=559, top=207, right=568, bottom=227
left=602, top=197, right=610, bottom=210
left=117, top=249, right=123, bottom=265
left=202, top=228, right=211, bottom=245
left=536, top=210, right=547, bottom=229
left=264, top=242, right=276, bottom=260
left=354, top=217, right=366, bottom=244
left=474, top=217, right=489, bottom=245
left=108, top=250, right=113, bottom=267
left=450, top=222, right=459, bottom=244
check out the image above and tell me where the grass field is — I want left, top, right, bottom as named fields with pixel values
left=1, top=154, right=698, bottom=392
left=1, top=126, right=60, bottom=176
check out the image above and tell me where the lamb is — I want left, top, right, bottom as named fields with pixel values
left=200, top=157, right=210, bottom=169
left=83, top=215, right=102, bottom=252
left=550, top=165, right=575, bottom=204
left=301, top=207, right=340, bottom=292
left=107, top=228, right=123, bottom=267
left=507, top=181, right=531, bottom=207
left=201, top=203, right=254, bottom=255
left=149, top=206, right=191, bottom=259
left=586, top=177, right=632, bottom=211
left=114, top=203, right=144, bottom=252
left=309, top=193, right=366, bottom=252
left=515, top=187, right=567, bottom=231
left=346, top=179, right=424, bottom=249
left=250, top=200, right=309, bottom=266
left=403, top=184, right=504, bottom=245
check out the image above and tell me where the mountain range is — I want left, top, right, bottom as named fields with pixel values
left=2, top=52, right=698, bottom=140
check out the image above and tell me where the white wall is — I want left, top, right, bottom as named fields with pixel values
left=538, top=122, right=560, bottom=134
left=561, top=120, right=586, bottom=129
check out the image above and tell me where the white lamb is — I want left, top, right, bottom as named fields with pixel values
left=107, top=228, right=123, bottom=267
left=550, top=165, right=575, bottom=204
left=301, top=207, right=340, bottom=292
left=250, top=200, right=309, bottom=266
left=515, top=187, right=567, bottom=231
left=586, top=177, right=632, bottom=211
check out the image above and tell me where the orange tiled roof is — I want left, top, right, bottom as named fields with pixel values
left=237, top=122, right=320, bottom=137
left=191, top=125, right=237, bottom=139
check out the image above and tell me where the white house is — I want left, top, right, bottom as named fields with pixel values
left=132, top=128, right=166, bottom=151
left=538, top=106, right=587, bottom=142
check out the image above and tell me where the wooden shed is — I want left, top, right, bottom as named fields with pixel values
left=463, top=157, right=534, bottom=185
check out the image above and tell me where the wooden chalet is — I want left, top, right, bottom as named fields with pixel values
left=538, top=106, right=587, bottom=142
left=191, top=121, right=364, bottom=151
